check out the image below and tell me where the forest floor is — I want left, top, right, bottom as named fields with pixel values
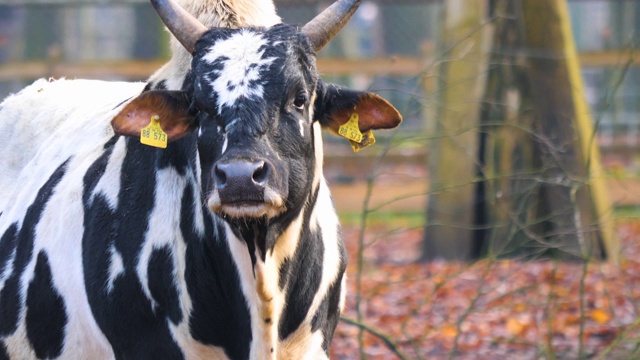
left=329, top=220, right=640, bottom=359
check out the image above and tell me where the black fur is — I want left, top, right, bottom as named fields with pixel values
left=0, top=340, right=8, bottom=360
left=278, top=185, right=323, bottom=341
left=0, top=225, right=17, bottom=286
left=26, top=252, right=68, bottom=358
left=148, top=246, right=183, bottom=325
left=182, top=184, right=252, bottom=360
left=312, top=248, right=347, bottom=352
left=0, top=160, right=69, bottom=336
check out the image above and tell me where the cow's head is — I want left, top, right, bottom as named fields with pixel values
left=112, top=0, right=401, bottom=222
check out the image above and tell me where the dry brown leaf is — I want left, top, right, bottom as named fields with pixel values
left=590, top=309, right=611, bottom=324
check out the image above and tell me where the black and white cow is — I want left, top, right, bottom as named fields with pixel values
left=0, top=0, right=401, bottom=358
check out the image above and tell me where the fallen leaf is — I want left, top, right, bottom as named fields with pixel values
left=441, top=324, right=458, bottom=338
left=506, top=318, right=526, bottom=336
left=590, top=309, right=611, bottom=324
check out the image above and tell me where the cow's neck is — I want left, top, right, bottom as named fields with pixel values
left=219, top=189, right=318, bottom=359
left=216, top=124, right=341, bottom=358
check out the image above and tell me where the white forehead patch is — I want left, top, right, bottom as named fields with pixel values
left=203, top=30, right=276, bottom=114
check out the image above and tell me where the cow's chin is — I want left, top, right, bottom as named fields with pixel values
left=208, top=190, right=286, bottom=220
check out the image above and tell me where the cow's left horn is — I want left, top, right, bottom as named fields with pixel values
left=302, top=0, right=362, bottom=52
left=150, top=0, right=207, bottom=53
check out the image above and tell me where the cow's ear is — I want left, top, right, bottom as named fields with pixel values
left=314, top=82, right=402, bottom=136
left=112, top=90, right=196, bottom=141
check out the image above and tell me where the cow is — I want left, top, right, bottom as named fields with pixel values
left=0, top=0, right=402, bottom=359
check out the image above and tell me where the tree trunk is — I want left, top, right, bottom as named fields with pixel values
left=424, top=0, right=618, bottom=262
left=520, top=0, right=616, bottom=261
left=422, top=0, right=492, bottom=261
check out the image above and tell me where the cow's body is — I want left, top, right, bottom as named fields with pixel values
left=0, top=78, right=344, bottom=359
left=0, top=1, right=400, bottom=359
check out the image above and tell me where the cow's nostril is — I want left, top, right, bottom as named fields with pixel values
left=214, top=164, right=227, bottom=187
left=252, top=161, right=269, bottom=185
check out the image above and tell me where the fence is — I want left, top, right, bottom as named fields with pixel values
left=1, top=0, right=640, bottom=158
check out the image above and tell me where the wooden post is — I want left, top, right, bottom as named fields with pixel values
left=422, top=0, right=492, bottom=261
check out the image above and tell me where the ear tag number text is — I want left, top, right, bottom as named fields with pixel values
left=338, top=113, right=376, bottom=152
left=141, top=115, right=168, bottom=149
left=338, top=113, right=363, bottom=143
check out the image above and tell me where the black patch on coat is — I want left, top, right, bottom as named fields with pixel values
left=311, top=241, right=346, bottom=352
left=0, top=340, right=8, bottom=360
left=143, top=80, right=167, bottom=92
left=278, top=186, right=324, bottom=341
left=0, top=224, right=17, bottom=281
left=81, top=138, right=184, bottom=359
left=182, top=183, right=252, bottom=360
left=147, top=246, right=182, bottom=324
left=155, top=80, right=167, bottom=91
left=0, top=160, right=69, bottom=336
left=26, top=251, right=68, bottom=359
left=278, top=257, right=291, bottom=291
left=158, top=133, right=198, bottom=176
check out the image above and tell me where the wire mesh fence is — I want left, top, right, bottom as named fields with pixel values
left=1, top=1, right=639, bottom=145
left=2, top=1, right=640, bottom=358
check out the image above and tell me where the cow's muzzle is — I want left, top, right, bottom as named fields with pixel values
left=208, top=159, right=286, bottom=219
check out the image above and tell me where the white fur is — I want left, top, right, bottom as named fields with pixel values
left=203, top=30, right=276, bottom=114
left=90, top=137, right=126, bottom=210
left=0, top=79, right=145, bottom=216
left=221, top=133, right=228, bottom=154
left=136, top=167, right=188, bottom=311
left=107, top=245, right=125, bottom=294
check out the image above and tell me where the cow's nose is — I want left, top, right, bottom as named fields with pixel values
left=213, top=160, right=270, bottom=202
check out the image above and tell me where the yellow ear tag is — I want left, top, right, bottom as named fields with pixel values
left=140, top=115, right=168, bottom=149
left=338, top=113, right=363, bottom=143
left=349, top=130, right=376, bottom=153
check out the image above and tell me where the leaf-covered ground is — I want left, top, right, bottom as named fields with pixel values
left=330, top=221, right=640, bottom=359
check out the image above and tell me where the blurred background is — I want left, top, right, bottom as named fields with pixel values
left=2, top=0, right=640, bottom=358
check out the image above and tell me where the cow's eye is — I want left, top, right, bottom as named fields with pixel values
left=293, top=93, right=307, bottom=111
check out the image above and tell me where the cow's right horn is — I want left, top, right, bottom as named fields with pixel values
left=150, top=0, right=207, bottom=53
left=302, top=0, right=362, bottom=52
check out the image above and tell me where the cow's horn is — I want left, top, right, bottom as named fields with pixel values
left=150, top=0, right=207, bottom=53
left=302, top=0, right=362, bottom=52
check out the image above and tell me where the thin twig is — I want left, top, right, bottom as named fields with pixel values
left=545, top=262, right=558, bottom=360
left=341, top=317, right=411, bottom=360
left=448, top=259, right=495, bottom=360
left=595, top=316, right=640, bottom=360
left=577, top=252, right=589, bottom=360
